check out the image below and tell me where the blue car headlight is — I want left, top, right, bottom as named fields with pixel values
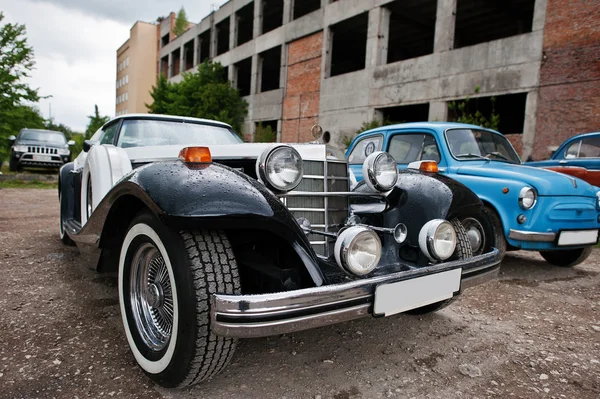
left=518, top=187, right=537, bottom=210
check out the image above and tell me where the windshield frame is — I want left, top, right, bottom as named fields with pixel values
left=444, top=128, right=522, bottom=164
left=18, top=130, right=67, bottom=145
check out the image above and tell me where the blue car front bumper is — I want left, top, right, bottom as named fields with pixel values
left=505, top=196, right=600, bottom=250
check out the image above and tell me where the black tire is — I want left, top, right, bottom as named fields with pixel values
left=407, top=219, right=473, bottom=315
left=58, top=192, right=76, bottom=246
left=539, top=247, right=593, bottom=267
left=118, top=211, right=241, bottom=388
left=482, top=205, right=506, bottom=261
left=8, top=155, right=19, bottom=172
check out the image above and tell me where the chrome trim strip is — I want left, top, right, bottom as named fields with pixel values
left=211, top=249, right=500, bottom=338
left=280, top=191, right=384, bottom=198
left=508, top=229, right=556, bottom=242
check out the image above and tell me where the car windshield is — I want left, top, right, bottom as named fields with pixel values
left=117, top=119, right=243, bottom=148
left=445, top=128, right=521, bottom=164
left=19, top=130, right=66, bottom=145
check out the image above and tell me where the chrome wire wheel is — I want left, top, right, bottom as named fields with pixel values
left=130, top=242, right=174, bottom=351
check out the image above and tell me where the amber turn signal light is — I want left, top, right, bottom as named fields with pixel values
left=179, top=147, right=212, bottom=163
left=419, top=161, right=439, bottom=173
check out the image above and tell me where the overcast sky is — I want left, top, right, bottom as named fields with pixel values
left=0, top=0, right=228, bottom=132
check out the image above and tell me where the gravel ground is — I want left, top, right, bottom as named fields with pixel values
left=0, top=188, right=599, bottom=399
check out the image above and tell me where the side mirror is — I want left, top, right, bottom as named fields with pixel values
left=82, top=140, right=93, bottom=152
left=8, top=135, right=16, bottom=141
left=67, top=140, right=76, bottom=146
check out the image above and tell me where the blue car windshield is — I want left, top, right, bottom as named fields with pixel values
left=445, top=129, right=521, bottom=164
left=116, top=119, right=243, bottom=148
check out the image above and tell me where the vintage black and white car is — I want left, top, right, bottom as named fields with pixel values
left=58, top=114, right=501, bottom=388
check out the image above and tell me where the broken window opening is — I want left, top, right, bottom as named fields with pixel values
left=236, top=2, right=254, bottom=47
left=161, top=34, right=169, bottom=47
left=198, top=31, right=211, bottom=64
left=216, top=17, right=230, bottom=56
left=160, top=55, right=169, bottom=77
left=183, top=40, right=194, bottom=71
left=259, top=46, right=282, bottom=93
left=330, top=12, right=368, bottom=77
left=454, top=0, right=535, bottom=48
left=386, top=0, right=436, bottom=63
left=262, top=0, right=283, bottom=34
left=293, top=0, right=320, bottom=20
left=171, top=48, right=181, bottom=77
left=448, top=92, right=527, bottom=133
left=255, top=120, right=278, bottom=142
left=235, top=57, right=252, bottom=97
left=379, top=103, right=430, bottom=124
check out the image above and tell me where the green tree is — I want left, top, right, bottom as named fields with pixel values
left=85, top=105, right=110, bottom=139
left=173, top=7, right=189, bottom=36
left=448, top=86, right=500, bottom=131
left=147, top=61, right=249, bottom=134
left=0, top=12, right=41, bottom=162
left=254, top=123, right=276, bottom=143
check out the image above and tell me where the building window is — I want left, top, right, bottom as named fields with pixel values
left=236, top=2, right=254, bottom=47
left=234, top=57, right=252, bottom=97
left=448, top=93, right=527, bottom=133
left=454, top=0, right=535, bottom=48
left=378, top=103, right=431, bottom=124
left=386, top=0, right=436, bottom=63
left=125, top=75, right=129, bottom=84
left=293, top=0, right=320, bottom=20
left=262, top=0, right=283, bottom=34
left=329, top=13, right=368, bottom=77
left=259, top=46, right=281, bottom=93
left=216, top=17, right=230, bottom=56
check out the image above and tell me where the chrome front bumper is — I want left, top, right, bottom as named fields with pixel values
left=211, top=249, right=501, bottom=338
left=508, top=229, right=556, bottom=242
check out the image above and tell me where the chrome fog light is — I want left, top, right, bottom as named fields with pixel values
left=393, top=223, right=408, bottom=244
left=362, top=151, right=398, bottom=192
left=256, top=145, right=303, bottom=193
left=418, top=220, right=457, bottom=261
left=334, top=226, right=382, bottom=276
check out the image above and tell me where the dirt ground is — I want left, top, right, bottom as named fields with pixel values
left=0, top=188, right=599, bottom=399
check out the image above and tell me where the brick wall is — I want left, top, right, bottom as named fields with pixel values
left=281, top=32, right=323, bottom=143
left=534, top=0, right=600, bottom=160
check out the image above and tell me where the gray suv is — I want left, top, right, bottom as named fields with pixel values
left=8, top=129, right=75, bottom=171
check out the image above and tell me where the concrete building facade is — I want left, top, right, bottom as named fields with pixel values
left=157, top=0, right=599, bottom=158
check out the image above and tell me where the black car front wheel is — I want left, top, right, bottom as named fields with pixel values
left=119, top=211, right=241, bottom=388
left=539, top=247, right=593, bottom=267
left=58, top=193, right=75, bottom=246
left=8, top=155, right=21, bottom=172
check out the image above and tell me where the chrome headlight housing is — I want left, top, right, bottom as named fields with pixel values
left=58, top=148, right=70, bottom=155
left=13, top=145, right=27, bottom=152
left=418, top=220, right=457, bottom=261
left=362, top=151, right=399, bottom=192
left=256, top=145, right=303, bottom=193
left=334, top=226, right=382, bottom=276
left=518, top=187, right=537, bottom=210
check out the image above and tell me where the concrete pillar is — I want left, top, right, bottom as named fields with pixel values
left=179, top=45, right=185, bottom=74
left=210, top=23, right=217, bottom=58
left=254, top=0, right=263, bottom=38
left=521, top=90, right=538, bottom=159
left=276, top=119, right=282, bottom=143
left=433, top=0, right=457, bottom=52
left=428, top=101, right=448, bottom=121
left=532, top=0, right=548, bottom=31
left=193, top=36, right=199, bottom=66
left=282, top=0, right=292, bottom=24
left=228, top=64, right=235, bottom=84
left=320, top=0, right=328, bottom=8
left=250, top=54, right=260, bottom=94
left=322, top=27, right=333, bottom=78
left=230, top=14, right=237, bottom=49
left=365, top=7, right=390, bottom=68
left=167, top=52, right=173, bottom=78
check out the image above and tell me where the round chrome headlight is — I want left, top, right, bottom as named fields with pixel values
left=362, top=151, right=398, bottom=192
left=256, top=145, right=303, bottom=193
left=518, top=187, right=537, bottom=210
left=418, top=220, right=457, bottom=261
left=334, top=226, right=382, bottom=276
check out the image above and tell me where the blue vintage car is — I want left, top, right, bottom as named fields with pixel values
left=347, top=122, right=600, bottom=267
left=526, top=132, right=600, bottom=187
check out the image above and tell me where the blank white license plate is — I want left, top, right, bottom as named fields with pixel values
left=558, top=230, right=598, bottom=246
left=374, top=269, right=462, bottom=316
left=32, top=154, right=52, bottom=162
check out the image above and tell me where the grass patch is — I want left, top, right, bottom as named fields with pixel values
left=0, top=179, right=57, bottom=189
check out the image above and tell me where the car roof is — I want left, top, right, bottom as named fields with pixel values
left=359, top=121, right=496, bottom=135
left=108, top=114, right=233, bottom=128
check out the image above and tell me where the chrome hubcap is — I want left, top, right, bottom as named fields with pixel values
left=130, top=243, right=174, bottom=351
left=462, top=217, right=484, bottom=254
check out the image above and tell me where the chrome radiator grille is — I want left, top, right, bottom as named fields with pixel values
left=286, top=160, right=349, bottom=256
left=27, top=146, right=58, bottom=154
